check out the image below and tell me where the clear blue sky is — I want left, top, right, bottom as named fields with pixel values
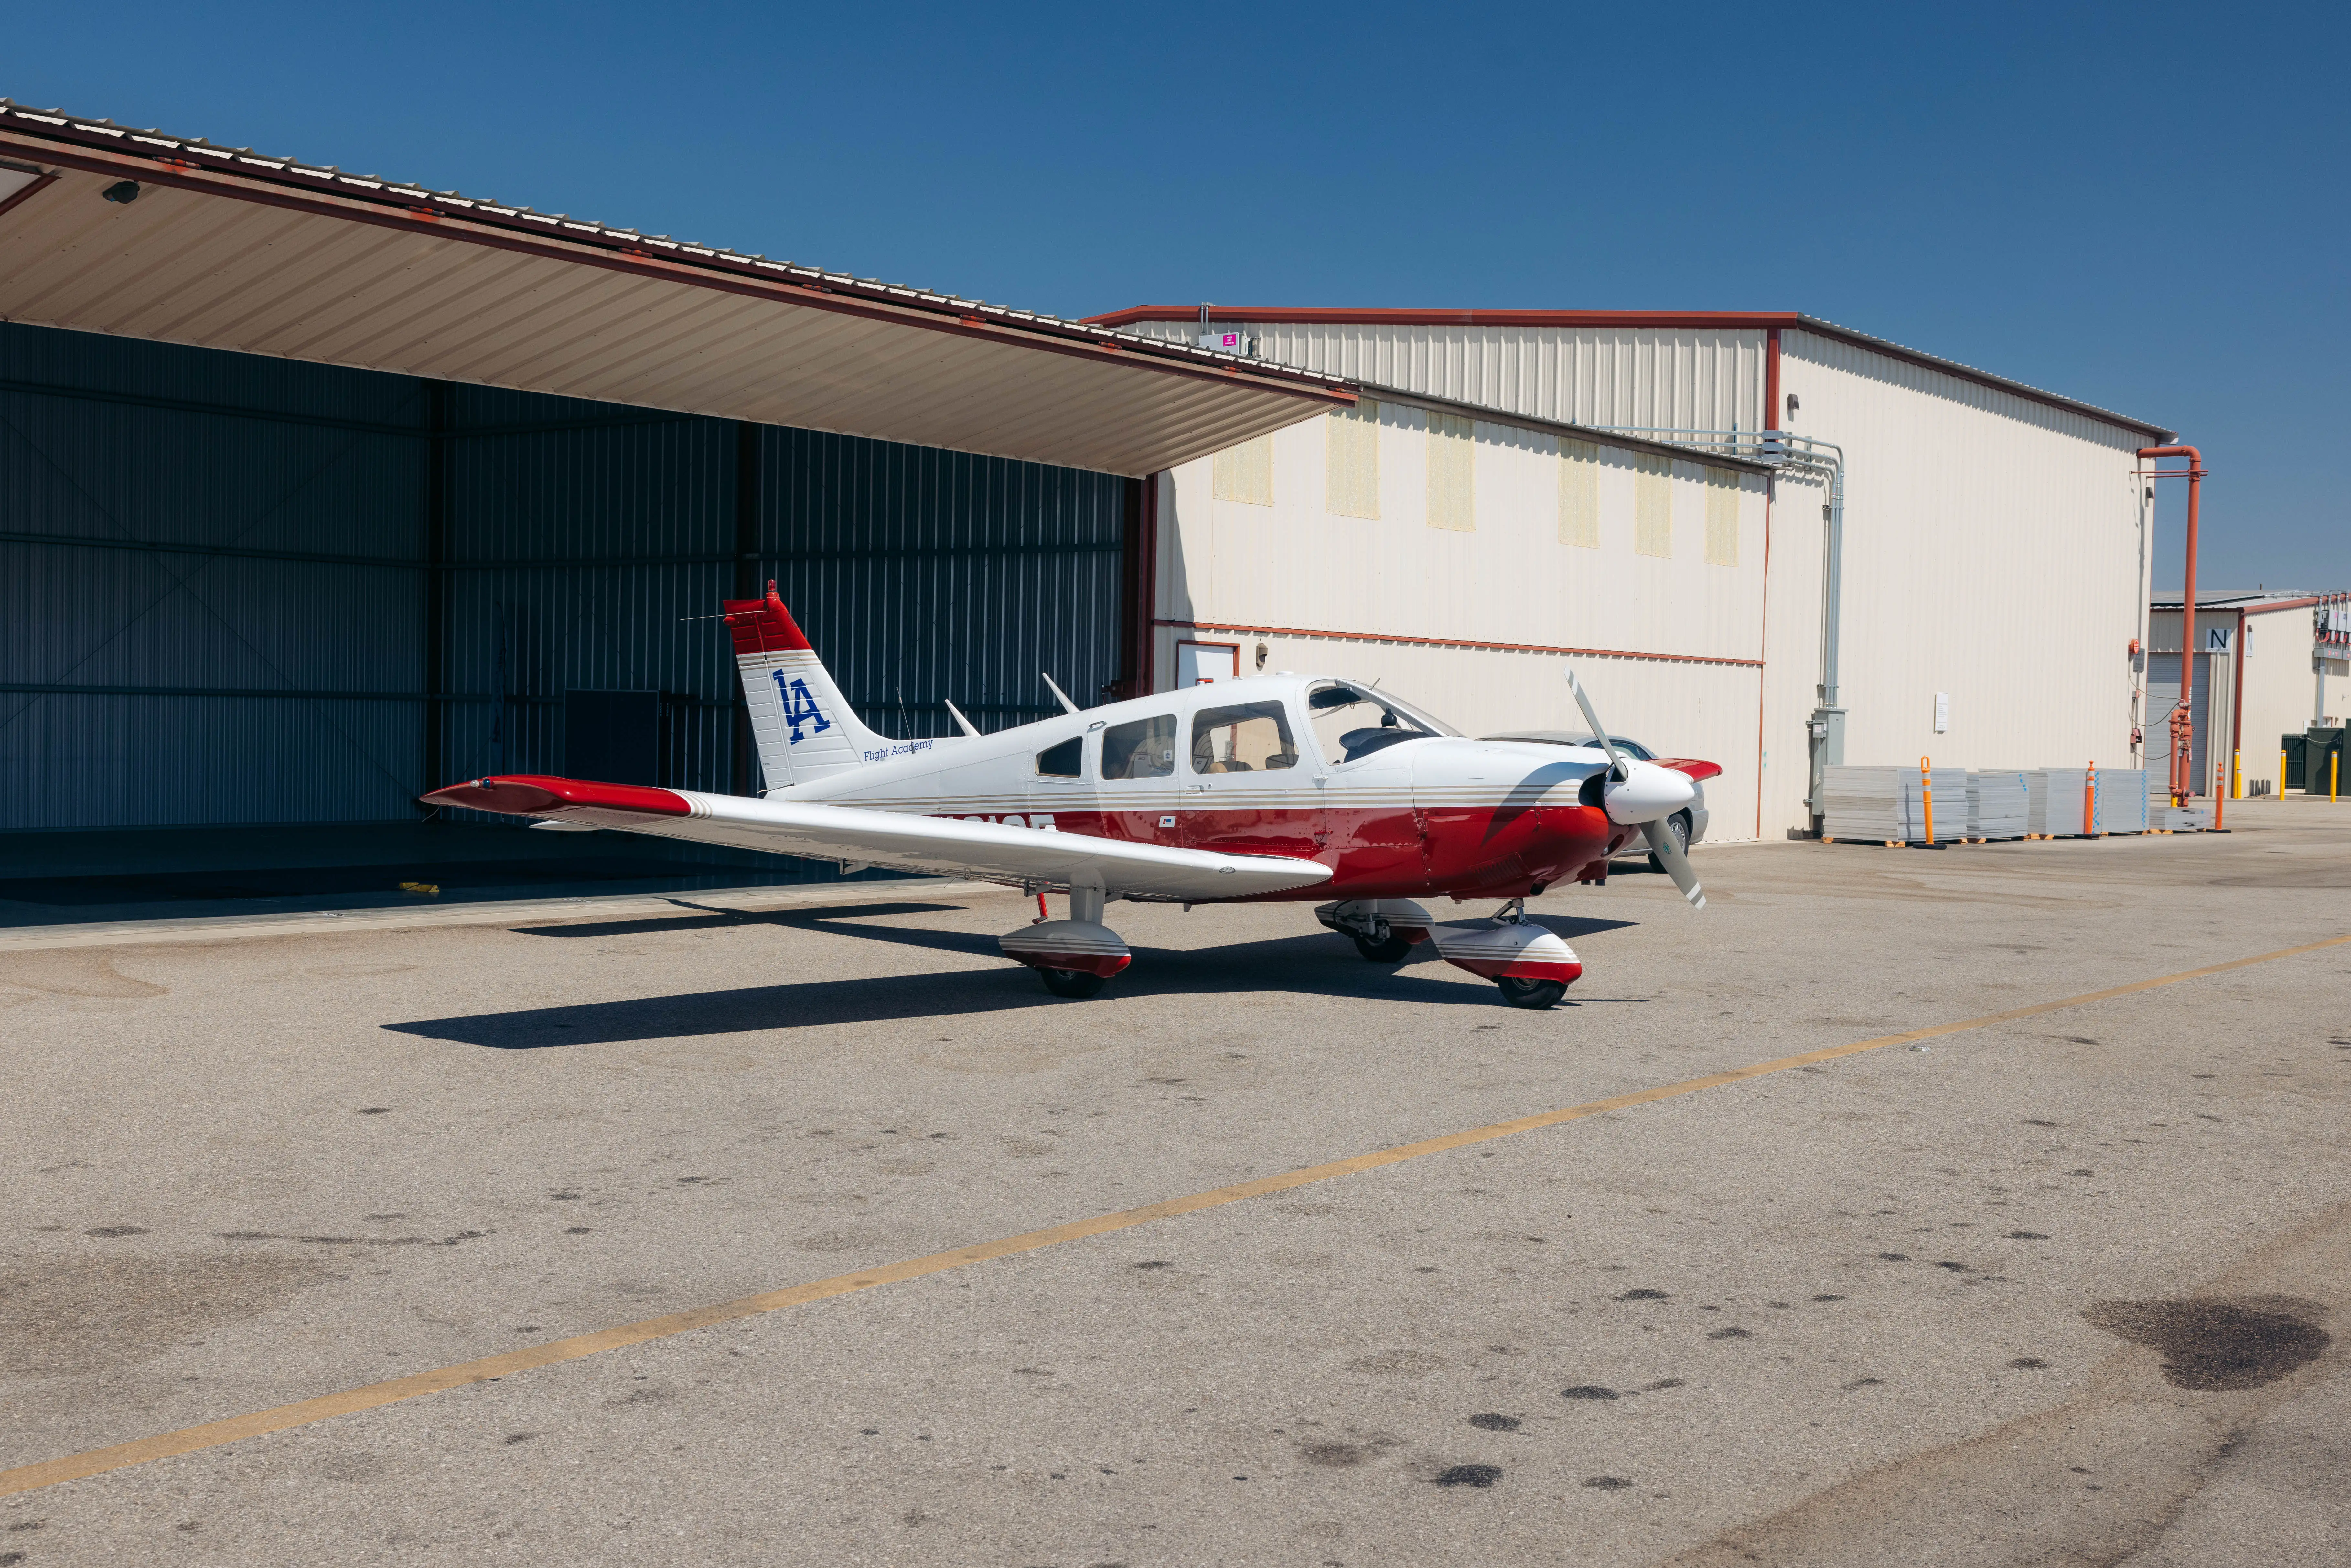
left=12, top=1, right=2343, bottom=590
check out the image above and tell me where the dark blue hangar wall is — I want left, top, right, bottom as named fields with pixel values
left=0, top=322, right=1139, bottom=832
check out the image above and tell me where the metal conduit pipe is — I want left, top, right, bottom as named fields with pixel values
left=2137, top=445, right=2205, bottom=804
left=1595, top=426, right=1846, bottom=823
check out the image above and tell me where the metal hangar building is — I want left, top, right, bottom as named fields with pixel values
left=0, top=101, right=2184, bottom=863
left=0, top=103, right=1345, bottom=861
left=1086, top=307, right=2179, bottom=842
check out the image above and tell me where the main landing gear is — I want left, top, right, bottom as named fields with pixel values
left=1316, top=899, right=1434, bottom=964
left=1000, top=883, right=1131, bottom=1000
left=1318, top=898, right=1583, bottom=1009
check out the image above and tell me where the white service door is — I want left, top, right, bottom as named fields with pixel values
left=1177, top=642, right=1238, bottom=687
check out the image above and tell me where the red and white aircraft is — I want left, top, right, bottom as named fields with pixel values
left=423, top=585, right=1718, bottom=1008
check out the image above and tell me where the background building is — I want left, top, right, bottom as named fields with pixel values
left=2149, top=589, right=2351, bottom=797
left=1088, top=308, right=2177, bottom=840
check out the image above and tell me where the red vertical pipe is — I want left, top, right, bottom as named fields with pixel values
left=2138, top=445, right=2203, bottom=803
left=1764, top=328, right=1782, bottom=432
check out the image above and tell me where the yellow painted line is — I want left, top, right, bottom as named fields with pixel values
left=6, top=930, right=2346, bottom=1499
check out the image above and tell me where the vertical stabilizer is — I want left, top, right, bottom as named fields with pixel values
left=722, top=582, right=890, bottom=791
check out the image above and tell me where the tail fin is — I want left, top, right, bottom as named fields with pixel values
left=723, top=582, right=891, bottom=792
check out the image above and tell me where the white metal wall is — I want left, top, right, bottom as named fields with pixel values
left=1154, top=401, right=1770, bottom=839
left=1150, top=320, right=2162, bottom=839
left=1122, top=320, right=1768, bottom=435
left=1773, top=329, right=2149, bottom=801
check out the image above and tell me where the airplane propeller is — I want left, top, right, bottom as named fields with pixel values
left=1564, top=667, right=1706, bottom=909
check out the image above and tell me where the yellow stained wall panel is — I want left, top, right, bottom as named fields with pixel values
left=1704, top=466, right=1739, bottom=566
left=1634, top=453, right=1673, bottom=556
left=1427, top=412, right=1476, bottom=531
left=1558, top=438, right=1600, bottom=547
left=1324, top=401, right=1380, bottom=519
left=1214, top=433, right=1274, bottom=505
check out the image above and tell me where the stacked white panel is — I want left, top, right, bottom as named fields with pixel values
left=1966, top=770, right=2031, bottom=839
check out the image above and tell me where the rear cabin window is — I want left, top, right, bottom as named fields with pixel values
left=1101, top=714, right=1176, bottom=779
left=1035, top=736, right=1083, bottom=778
left=1191, top=702, right=1298, bottom=773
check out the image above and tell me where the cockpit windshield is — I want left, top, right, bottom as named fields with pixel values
left=1305, top=681, right=1459, bottom=765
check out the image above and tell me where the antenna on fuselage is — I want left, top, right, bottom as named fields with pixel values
left=943, top=698, right=981, bottom=737
left=1041, top=673, right=1081, bottom=715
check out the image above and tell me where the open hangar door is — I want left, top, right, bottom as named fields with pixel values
left=1, top=322, right=1132, bottom=897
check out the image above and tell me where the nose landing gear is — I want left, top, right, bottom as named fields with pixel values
left=1430, top=913, right=1583, bottom=1009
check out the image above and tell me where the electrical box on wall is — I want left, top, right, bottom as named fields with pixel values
left=1934, top=693, right=1949, bottom=734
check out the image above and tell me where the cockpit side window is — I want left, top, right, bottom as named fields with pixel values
left=1306, top=682, right=1444, bottom=765
left=1189, top=702, right=1298, bottom=773
left=1101, top=714, right=1176, bottom=779
left=1035, top=736, right=1083, bottom=777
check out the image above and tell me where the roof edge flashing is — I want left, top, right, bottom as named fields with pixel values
left=1082, top=304, right=2173, bottom=442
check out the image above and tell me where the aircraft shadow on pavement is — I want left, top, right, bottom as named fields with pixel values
left=506, top=901, right=975, bottom=943
left=383, top=911, right=1642, bottom=1048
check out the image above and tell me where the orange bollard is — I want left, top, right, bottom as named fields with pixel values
left=1920, top=756, right=1934, bottom=846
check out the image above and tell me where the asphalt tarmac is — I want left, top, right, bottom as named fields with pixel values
left=3, top=800, right=2347, bottom=1566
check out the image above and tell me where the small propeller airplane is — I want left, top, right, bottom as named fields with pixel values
left=422, top=585, right=1718, bottom=1008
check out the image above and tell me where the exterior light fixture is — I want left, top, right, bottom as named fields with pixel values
left=101, top=180, right=140, bottom=204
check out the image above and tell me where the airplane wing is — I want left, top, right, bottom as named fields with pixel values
left=421, top=775, right=1333, bottom=902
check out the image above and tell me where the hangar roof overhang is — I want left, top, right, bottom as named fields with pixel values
left=1085, top=306, right=2175, bottom=443
left=0, top=104, right=1353, bottom=478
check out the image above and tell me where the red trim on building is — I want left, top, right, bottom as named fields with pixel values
left=0, top=169, right=56, bottom=222
left=1088, top=307, right=1807, bottom=331
left=1155, top=618, right=1762, bottom=670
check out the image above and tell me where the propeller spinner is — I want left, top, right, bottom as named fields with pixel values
left=1564, top=667, right=1706, bottom=909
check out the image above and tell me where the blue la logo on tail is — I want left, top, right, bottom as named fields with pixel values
left=775, top=672, right=832, bottom=744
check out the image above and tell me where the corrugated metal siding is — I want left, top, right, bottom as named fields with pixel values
left=4, top=324, right=1129, bottom=834
left=1122, top=320, right=1768, bottom=434
left=1753, top=330, right=2150, bottom=833
left=0, top=323, right=426, bottom=828
left=437, top=385, right=737, bottom=796
left=434, top=395, right=1129, bottom=802
left=761, top=426, right=1127, bottom=742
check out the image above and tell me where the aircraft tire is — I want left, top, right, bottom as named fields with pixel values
left=1039, top=967, right=1108, bottom=999
left=1497, top=976, right=1567, bottom=1010
left=1353, top=931, right=1414, bottom=963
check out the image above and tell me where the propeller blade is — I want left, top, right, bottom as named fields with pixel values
left=1563, top=667, right=1626, bottom=779
left=1642, top=818, right=1706, bottom=909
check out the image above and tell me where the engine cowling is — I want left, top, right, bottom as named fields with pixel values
left=1602, top=760, right=1698, bottom=825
